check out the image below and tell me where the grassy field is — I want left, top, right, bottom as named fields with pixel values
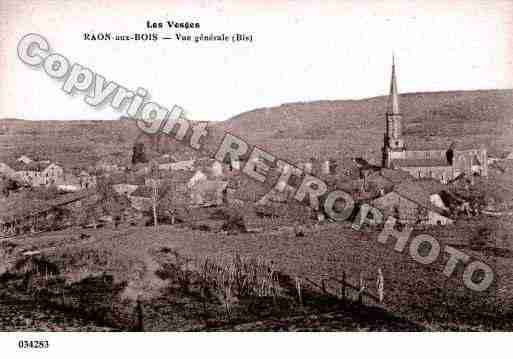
left=2, top=215, right=512, bottom=331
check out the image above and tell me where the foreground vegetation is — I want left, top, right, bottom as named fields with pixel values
left=1, top=216, right=512, bottom=331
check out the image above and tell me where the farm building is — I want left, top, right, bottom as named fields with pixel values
left=41, top=163, right=65, bottom=185
left=0, top=189, right=98, bottom=235
left=128, top=186, right=153, bottom=212
left=372, top=181, right=453, bottom=226
left=10, top=161, right=47, bottom=186
left=189, top=180, right=228, bottom=207
left=78, top=170, right=97, bottom=189
left=187, top=170, right=207, bottom=188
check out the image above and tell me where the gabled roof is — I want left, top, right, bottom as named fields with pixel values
left=393, top=181, right=448, bottom=215
left=17, top=155, right=33, bottom=164
left=130, top=185, right=154, bottom=198
left=413, top=178, right=448, bottom=194
left=41, top=162, right=63, bottom=173
left=380, top=168, right=414, bottom=184
left=190, top=180, right=228, bottom=206
left=78, top=170, right=93, bottom=177
left=9, top=161, right=48, bottom=172
left=366, top=171, right=394, bottom=190
left=0, top=188, right=97, bottom=222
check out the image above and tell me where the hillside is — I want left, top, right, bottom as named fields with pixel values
left=1, top=89, right=512, bottom=168
left=217, top=89, right=513, bottom=163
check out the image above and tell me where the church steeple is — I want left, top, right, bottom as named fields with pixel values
left=383, top=54, right=405, bottom=168
left=387, top=54, right=400, bottom=114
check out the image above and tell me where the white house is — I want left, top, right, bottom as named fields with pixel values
left=17, top=155, right=33, bottom=164
left=41, top=163, right=64, bottom=186
left=113, top=183, right=139, bottom=196
left=187, top=170, right=207, bottom=189
left=158, top=159, right=196, bottom=171
left=78, top=171, right=97, bottom=189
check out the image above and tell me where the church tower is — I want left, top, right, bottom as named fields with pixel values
left=382, top=55, right=405, bottom=168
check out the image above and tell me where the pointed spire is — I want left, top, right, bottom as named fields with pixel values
left=387, top=54, right=400, bottom=114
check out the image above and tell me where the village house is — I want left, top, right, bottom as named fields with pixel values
left=6, top=159, right=66, bottom=188
left=372, top=181, right=453, bottom=226
left=187, top=170, right=208, bottom=189
left=158, top=159, right=196, bottom=172
left=113, top=183, right=139, bottom=196
left=10, top=161, right=47, bottom=186
left=128, top=186, right=153, bottom=212
left=95, top=157, right=120, bottom=172
left=78, top=170, right=97, bottom=189
left=17, top=155, right=33, bottom=164
left=41, top=162, right=65, bottom=185
left=57, top=172, right=82, bottom=192
left=189, top=180, right=228, bottom=207
left=0, top=188, right=98, bottom=235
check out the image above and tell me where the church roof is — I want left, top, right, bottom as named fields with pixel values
left=391, top=158, right=450, bottom=168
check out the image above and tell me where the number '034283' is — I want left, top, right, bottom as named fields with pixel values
left=18, top=340, right=49, bottom=349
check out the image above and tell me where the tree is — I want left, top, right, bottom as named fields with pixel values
left=148, top=160, right=161, bottom=230
left=131, top=142, right=148, bottom=165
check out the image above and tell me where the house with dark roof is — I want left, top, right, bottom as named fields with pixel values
left=0, top=162, right=17, bottom=180
left=128, top=185, right=154, bottom=211
left=10, top=161, right=47, bottom=186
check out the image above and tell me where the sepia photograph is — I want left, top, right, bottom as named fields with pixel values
left=0, top=0, right=512, bottom=357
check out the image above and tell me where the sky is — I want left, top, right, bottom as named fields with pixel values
left=0, top=0, right=512, bottom=122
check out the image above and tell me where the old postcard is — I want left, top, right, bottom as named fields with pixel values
left=0, top=0, right=512, bottom=357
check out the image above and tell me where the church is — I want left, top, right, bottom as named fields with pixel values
left=381, top=57, right=488, bottom=184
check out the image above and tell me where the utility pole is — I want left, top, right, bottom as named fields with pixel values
left=152, top=179, right=158, bottom=231
left=147, top=160, right=159, bottom=231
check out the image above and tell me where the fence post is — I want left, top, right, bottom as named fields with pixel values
left=377, top=268, right=384, bottom=304
left=358, top=274, right=365, bottom=305
left=295, top=277, right=303, bottom=306
left=136, top=297, right=144, bottom=331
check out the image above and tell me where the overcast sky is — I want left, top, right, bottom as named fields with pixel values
left=1, top=0, right=512, bottom=122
